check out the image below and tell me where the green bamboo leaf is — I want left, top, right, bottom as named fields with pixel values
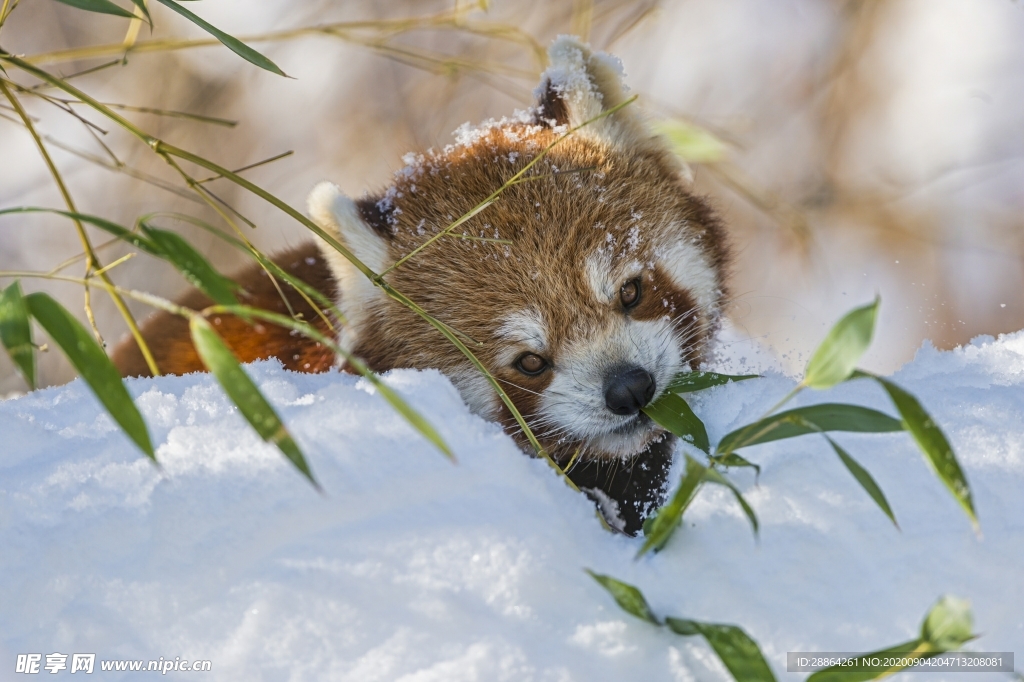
left=717, top=403, right=903, bottom=454
left=665, top=618, right=777, bottom=682
left=703, top=467, right=759, bottom=535
left=585, top=570, right=660, bottom=625
left=209, top=304, right=453, bottom=460
left=0, top=207, right=159, bottom=254
left=637, top=455, right=706, bottom=558
left=642, top=392, right=709, bottom=453
left=370, top=377, right=454, bottom=460
left=857, top=371, right=976, bottom=527
left=665, top=371, right=760, bottom=394
left=921, top=595, right=974, bottom=650
left=804, top=297, right=880, bottom=389
left=24, top=292, right=153, bottom=459
left=140, top=225, right=240, bottom=306
left=652, top=120, right=728, bottom=164
left=806, top=639, right=928, bottom=682
left=1, top=207, right=246, bottom=312
left=710, top=452, right=761, bottom=476
left=824, top=435, right=898, bottom=528
left=808, top=596, right=974, bottom=681
left=128, top=0, right=152, bottom=26
left=189, top=316, right=316, bottom=486
left=53, top=0, right=136, bottom=19
left=139, top=214, right=342, bottom=321
left=152, top=0, right=288, bottom=77
left=0, top=282, right=36, bottom=389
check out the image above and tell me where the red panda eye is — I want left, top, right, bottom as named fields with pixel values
left=620, top=279, right=641, bottom=309
left=515, top=353, right=548, bottom=375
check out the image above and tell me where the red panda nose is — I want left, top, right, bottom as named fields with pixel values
left=604, top=367, right=656, bottom=416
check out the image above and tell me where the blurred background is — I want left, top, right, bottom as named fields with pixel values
left=1, top=0, right=1022, bottom=393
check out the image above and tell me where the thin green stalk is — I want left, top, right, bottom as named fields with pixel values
left=91, top=252, right=136, bottom=277
left=160, top=154, right=336, bottom=335
left=763, top=385, right=803, bottom=419
left=23, top=10, right=544, bottom=68
left=382, top=199, right=496, bottom=275
left=39, top=134, right=202, bottom=202
left=450, top=235, right=512, bottom=244
left=383, top=95, right=639, bottom=276
left=0, top=0, right=17, bottom=31
left=160, top=154, right=299, bottom=321
left=0, top=270, right=187, bottom=318
left=0, top=77, right=161, bottom=376
left=194, top=150, right=293, bottom=183
left=48, top=236, right=125, bottom=275
left=713, top=385, right=803, bottom=459
left=120, top=0, right=147, bottom=54
left=140, top=211, right=343, bottom=327
left=0, top=52, right=574, bottom=487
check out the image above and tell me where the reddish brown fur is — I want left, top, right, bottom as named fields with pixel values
left=113, top=243, right=337, bottom=377
left=342, top=127, right=727, bottom=456
left=110, top=42, right=730, bottom=535
left=114, top=130, right=726, bottom=458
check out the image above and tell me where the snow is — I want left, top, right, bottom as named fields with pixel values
left=2, top=331, right=1023, bottom=681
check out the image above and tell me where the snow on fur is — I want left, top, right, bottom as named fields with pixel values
left=2, top=331, right=1023, bottom=680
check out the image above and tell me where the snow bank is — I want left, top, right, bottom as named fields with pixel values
left=2, top=332, right=1023, bottom=681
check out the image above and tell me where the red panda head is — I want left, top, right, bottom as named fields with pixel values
left=309, top=36, right=729, bottom=465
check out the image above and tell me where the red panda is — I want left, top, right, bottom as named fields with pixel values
left=113, top=37, right=729, bottom=534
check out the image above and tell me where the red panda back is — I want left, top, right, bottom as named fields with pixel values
left=113, top=243, right=338, bottom=377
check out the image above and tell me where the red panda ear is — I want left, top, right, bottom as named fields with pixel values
left=308, top=182, right=389, bottom=274
left=308, top=182, right=390, bottom=335
left=532, top=35, right=648, bottom=148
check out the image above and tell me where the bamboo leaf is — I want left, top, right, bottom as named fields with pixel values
left=804, top=297, right=879, bottom=389
left=128, top=0, right=152, bottom=26
left=710, top=452, right=761, bottom=476
left=152, top=0, right=288, bottom=76
left=53, top=0, right=136, bottom=19
left=806, top=639, right=929, bottom=682
left=717, top=403, right=903, bottom=454
left=653, top=120, right=728, bottom=164
left=665, top=371, right=759, bottom=394
left=856, top=371, right=977, bottom=527
left=665, top=618, right=777, bottom=682
left=703, top=467, right=759, bottom=535
left=140, top=225, right=240, bottom=306
left=637, top=456, right=706, bottom=558
left=189, top=316, right=316, bottom=486
left=0, top=208, right=238, bottom=308
left=139, top=214, right=342, bottom=322
left=24, top=292, right=153, bottom=459
left=824, top=435, right=898, bottom=528
left=0, top=282, right=36, bottom=389
left=370, top=377, right=455, bottom=461
left=642, top=392, right=709, bottom=453
left=809, top=596, right=974, bottom=681
left=0, top=207, right=159, bottom=254
left=208, top=304, right=452, bottom=460
left=921, top=595, right=974, bottom=650
left=585, top=570, right=660, bottom=625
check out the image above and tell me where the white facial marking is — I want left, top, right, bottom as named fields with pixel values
left=538, top=316, right=684, bottom=459
left=585, top=251, right=614, bottom=304
left=308, top=182, right=389, bottom=356
left=656, top=225, right=720, bottom=320
left=585, top=253, right=643, bottom=305
left=543, top=240, right=719, bottom=459
left=495, top=309, right=548, bottom=366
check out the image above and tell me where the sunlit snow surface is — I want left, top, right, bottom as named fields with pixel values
left=2, top=331, right=1023, bottom=681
